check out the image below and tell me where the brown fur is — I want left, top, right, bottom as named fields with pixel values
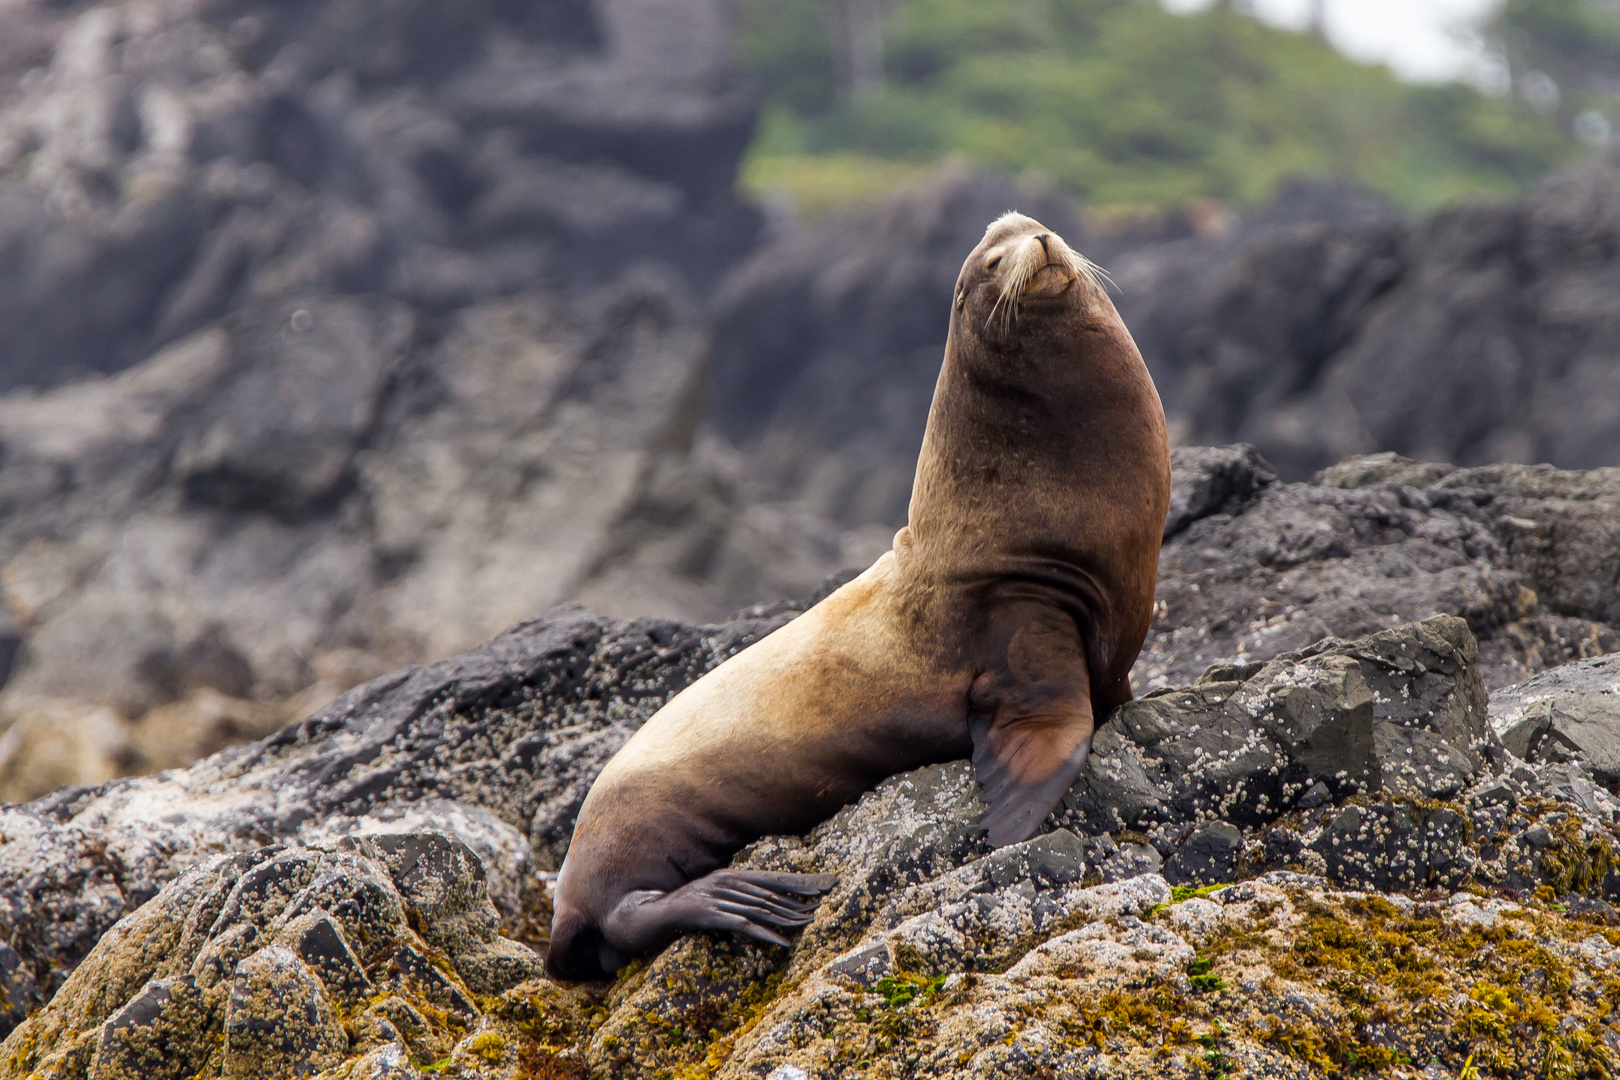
left=548, top=214, right=1170, bottom=979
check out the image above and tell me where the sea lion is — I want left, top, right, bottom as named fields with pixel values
left=547, top=212, right=1170, bottom=980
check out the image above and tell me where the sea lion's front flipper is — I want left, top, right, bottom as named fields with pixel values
left=970, top=628, right=1095, bottom=847
left=601, top=870, right=838, bottom=955
left=971, top=708, right=1094, bottom=847
left=965, top=612, right=1095, bottom=848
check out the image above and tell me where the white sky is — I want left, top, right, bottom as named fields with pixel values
left=1161, top=0, right=1502, bottom=85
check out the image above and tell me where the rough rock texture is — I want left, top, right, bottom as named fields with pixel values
left=0, top=602, right=799, bottom=1034
left=1492, top=654, right=1620, bottom=785
left=5, top=670, right=1619, bottom=1076
left=4, top=588, right=1620, bottom=1074
left=1171, top=165, right=1620, bottom=479
left=2, top=446, right=1619, bottom=1023
left=1143, top=447, right=1620, bottom=693
left=0, top=276, right=858, bottom=803
left=1063, top=614, right=1492, bottom=841
left=3, top=831, right=544, bottom=1079
left=2, top=0, right=1617, bottom=808
left=0, top=0, right=757, bottom=392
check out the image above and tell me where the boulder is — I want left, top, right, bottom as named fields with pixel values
left=1063, top=614, right=1492, bottom=836
left=0, top=603, right=796, bottom=1027
left=1, top=600, right=1614, bottom=1052
left=1169, top=166, right=1620, bottom=479
left=1141, top=450, right=1620, bottom=692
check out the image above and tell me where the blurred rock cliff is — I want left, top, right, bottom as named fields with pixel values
left=0, top=0, right=1615, bottom=800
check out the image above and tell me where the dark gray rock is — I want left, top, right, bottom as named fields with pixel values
left=1164, top=822, right=1243, bottom=885
left=1161, top=444, right=1278, bottom=540
left=223, top=945, right=348, bottom=1078
left=175, top=296, right=412, bottom=517
left=89, top=974, right=212, bottom=1080
left=1308, top=803, right=1469, bottom=893
left=285, top=913, right=372, bottom=1010
left=1064, top=614, right=1491, bottom=833
left=0, top=605, right=793, bottom=1031
left=0, top=943, right=37, bottom=1032
left=1097, top=843, right=1164, bottom=883
left=0, top=0, right=864, bottom=805
left=978, top=828, right=1086, bottom=890
left=1490, top=655, right=1620, bottom=784
left=0, top=572, right=1615, bottom=1054
left=0, top=270, right=855, bottom=799
left=1167, top=165, right=1620, bottom=480
left=825, top=942, right=893, bottom=988
left=0, top=0, right=758, bottom=394
left=1140, top=453, right=1620, bottom=692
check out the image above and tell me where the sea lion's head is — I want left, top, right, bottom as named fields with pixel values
left=951, top=212, right=1110, bottom=350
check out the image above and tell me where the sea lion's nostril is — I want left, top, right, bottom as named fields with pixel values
left=1037, top=234, right=1051, bottom=254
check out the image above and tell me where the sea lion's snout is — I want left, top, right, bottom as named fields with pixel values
left=1021, top=237, right=1078, bottom=300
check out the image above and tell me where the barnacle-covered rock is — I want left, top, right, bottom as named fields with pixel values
left=2, top=833, right=540, bottom=1080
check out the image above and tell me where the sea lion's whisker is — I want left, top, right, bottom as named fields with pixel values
left=1072, top=251, right=1113, bottom=292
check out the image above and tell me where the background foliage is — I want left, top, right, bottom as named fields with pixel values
left=735, top=0, right=1620, bottom=216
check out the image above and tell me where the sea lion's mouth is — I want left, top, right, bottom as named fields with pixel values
left=1020, top=263, right=1075, bottom=300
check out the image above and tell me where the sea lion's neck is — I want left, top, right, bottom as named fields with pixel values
left=902, top=310, right=1168, bottom=588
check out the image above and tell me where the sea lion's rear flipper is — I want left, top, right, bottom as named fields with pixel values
left=601, top=870, right=838, bottom=954
left=970, top=625, right=1095, bottom=847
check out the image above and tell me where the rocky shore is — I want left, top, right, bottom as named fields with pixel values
left=2, top=448, right=1617, bottom=1078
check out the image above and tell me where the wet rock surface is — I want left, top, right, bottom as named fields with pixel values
left=5, top=723, right=1619, bottom=1077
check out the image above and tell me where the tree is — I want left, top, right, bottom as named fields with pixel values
left=1482, top=0, right=1620, bottom=140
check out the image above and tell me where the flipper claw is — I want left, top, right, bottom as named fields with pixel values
left=601, top=869, right=838, bottom=956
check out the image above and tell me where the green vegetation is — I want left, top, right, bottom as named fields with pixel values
left=874, top=972, right=948, bottom=1008
left=734, top=0, right=1594, bottom=216
left=1187, top=955, right=1226, bottom=994
left=1485, top=0, right=1620, bottom=143
left=1198, top=1019, right=1234, bottom=1079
